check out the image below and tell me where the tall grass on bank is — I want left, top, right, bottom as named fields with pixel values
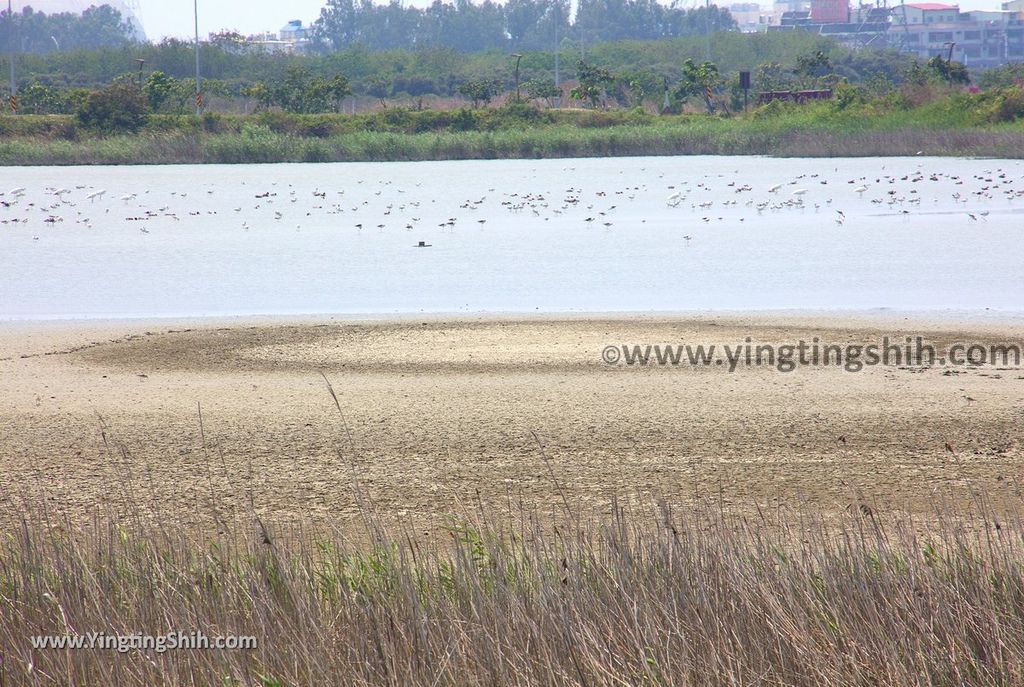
left=1, top=497, right=1023, bottom=686
left=2, top=92, right=1024, bottom=165
left=2, top=124, right=1024, bottom=166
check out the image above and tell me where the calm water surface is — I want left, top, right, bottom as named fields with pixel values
left=1, top=156, right=1022, bottom=319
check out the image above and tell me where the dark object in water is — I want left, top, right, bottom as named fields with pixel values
left=415, top=241, right=432, bottom=247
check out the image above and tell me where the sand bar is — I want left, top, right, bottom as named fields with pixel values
left=1, top=312, right=1022, bottom=531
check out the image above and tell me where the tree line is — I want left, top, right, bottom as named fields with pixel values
left=2, top=1, right=736, bottom=57
left=50, top=42, right=984, bottom=135
left=3, top=30, right=915, bottom=99
left=310, top=0, right=736, bottom=53
left=4, top=32, right=1012, bottom=136
left=0, top=4, right=137, bottom=53
left=5, top=1, right=1008, bottom=122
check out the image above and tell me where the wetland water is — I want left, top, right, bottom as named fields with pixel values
left=1, top=156, right=1022, bottom=319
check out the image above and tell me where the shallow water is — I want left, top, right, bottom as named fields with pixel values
left=1, top=156, right=1022, bottom=319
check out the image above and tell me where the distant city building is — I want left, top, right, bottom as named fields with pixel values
left=770, top=0, right=810, bottom=25
left=238, top=20, right=312, bottom=55
left=1004, top=0, right=1024, bottom=16
left=810, top=0, right=849, bottom=24
left=891, top=4, right=1024, bottom=66
left=779, top=9, right=812, bottom=25
left=764, top=0, right=1024, bottom=68
left=895, top=2, right=960, bottom=25
left=279, top=20, right=309, bottom=43
left=729, top=3, right=766, bottom=31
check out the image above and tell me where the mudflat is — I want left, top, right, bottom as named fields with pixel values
left=1, top=313, right=1022, bottom=531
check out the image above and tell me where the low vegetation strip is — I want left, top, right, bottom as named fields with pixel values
left=1, top=499, right=1022, bottom=685
left=0, top=129, right=1020, bottom=166
left=2, top=96, right=1024, bottom=165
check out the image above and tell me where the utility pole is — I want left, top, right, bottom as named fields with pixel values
left=946, top=41, right=956, bottom=84
left=705, top=0, right=714, bottom=114
left=194, top=0, right=202, bottom=115
left=7, top=0, right=15, bottom=114
left=553, top=6, right=559, bottom=90
left=512, top=53, right=523, bottom=102
left=705, top=0, right=712, bottom=62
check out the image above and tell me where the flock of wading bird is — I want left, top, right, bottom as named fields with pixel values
left=1, top=165, right=1021, bottom=242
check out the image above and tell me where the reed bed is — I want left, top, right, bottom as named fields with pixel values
left=2, top=122, right=1023, bottom=166
left=1, top=492, right=1022, bottom=686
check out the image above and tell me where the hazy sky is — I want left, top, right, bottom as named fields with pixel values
left=139, top=0, right=1003, bottom=40
left=141, top=1, right=332, bottom=40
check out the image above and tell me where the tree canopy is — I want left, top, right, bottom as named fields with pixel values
left=311, top=0, right=737, bottom=53
left=1, top=4, right=137, bottom=54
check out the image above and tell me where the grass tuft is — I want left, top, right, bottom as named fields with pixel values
left=1, top=496, right=1023, bottom=685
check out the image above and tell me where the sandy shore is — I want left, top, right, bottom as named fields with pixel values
left=1, top=313, right=1023, bottom=531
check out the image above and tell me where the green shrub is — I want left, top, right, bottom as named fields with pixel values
left=76, top=82, right=150, bottom=134
left=201, top=112, right=226, bottom=133
left=831, top=82, right=869, bottom=111
left=751, top=99, right=789, bottom=119
left=983, top=87, right=1024, bottom=124
left=451, top=108, right=477, bottom=132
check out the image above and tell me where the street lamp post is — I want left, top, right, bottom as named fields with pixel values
left=194, top=0, right=202, bottom=115
left=944, top=41, right=956, bottom=85
left=136, top=58, right=146, bottom=89
left=7, top=0, right=15, bottom=114
left=512, top=53, right=523, bottom=102
left=553, top=6, right=559, bottom=91
left=705, top=0, right=712, bottom=62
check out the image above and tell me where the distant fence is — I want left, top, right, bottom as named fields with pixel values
left=757, top=89, right=834, bottom=105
